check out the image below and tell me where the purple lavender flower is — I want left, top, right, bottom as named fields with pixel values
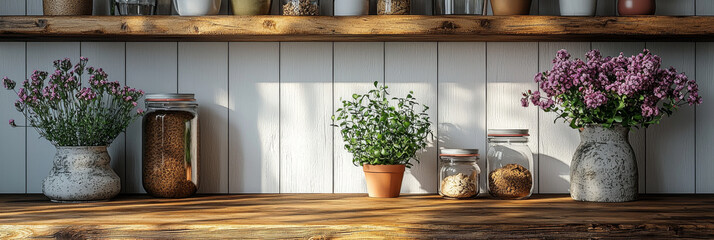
left=2, top=77, right=15, bottom=90
left=8, top=119, right=16, bottom=127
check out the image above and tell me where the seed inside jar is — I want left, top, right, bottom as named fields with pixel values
left=282, top=0, right=319, bottom=16
left=143, top=110, right=197, bottom=198
left=377, top=0, right=410, bottom=15
left=488, top=163, right=532, bottom=200
left=440, top=173, right=478, bottom=199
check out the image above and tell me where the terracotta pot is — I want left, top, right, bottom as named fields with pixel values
left=363, top=164, right=405, bottom=198
left=43, top=0, right=93, bottom=15
left=490, top=0, right=532, bottom=15
left=618, top=0, right=655, bottom=16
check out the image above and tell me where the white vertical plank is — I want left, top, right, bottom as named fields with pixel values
left=437, top=42, right=487, bottom=194
left=26, top=42, right=80, bottom=193
left=80, top=42, right=126, bottom=192
left=178, top=42, right=229, bottom=194
left=27, top=0, right=42, bottom=15
left=646, top=42, right=696, bottom=193
left=596, top=0, right=616, bottom=16
left=228, top=42, right=280, bottom=193
left=384, top=42, right=438, bottom=193
left=0, top=0, right=26, bottom=15
left=0, top=42, right=26, bottom=193
left=696, top=0, right=714, bottom=15
left=656, top=0, right=695, bottom=15
left=537, top=42, right=590, bottom=194
left=125, top=42, right=178, bottom=194
left=696, top=42, right=714, bottom=193
left=591, top=42, right=647, bottom=193
left=486, top=42, right=539, bottom=193
left=333, top=42, right=384, bottom=193
left=280, top=42, right=333, bottom=193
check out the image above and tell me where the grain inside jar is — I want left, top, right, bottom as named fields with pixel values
left=142, top=94, right=199, bottom=198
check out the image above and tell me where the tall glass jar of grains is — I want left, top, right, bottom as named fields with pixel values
left=439, top=149, right=480, bottom=199
left=487, top=129, right=533, bottom=200
left=143, top=93, right=199, bottom=198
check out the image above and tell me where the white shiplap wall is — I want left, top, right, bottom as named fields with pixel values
left=0, top=0, right=712, bottom=194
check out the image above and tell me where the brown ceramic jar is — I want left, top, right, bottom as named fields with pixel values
left=491, top=0, right=532, bottom=15
left=618, top=0, right=656, bottom=15
left=43, top=0, right=93, bottom=15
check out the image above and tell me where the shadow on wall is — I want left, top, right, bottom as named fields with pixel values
left=537, top=153, right=571, bottom=194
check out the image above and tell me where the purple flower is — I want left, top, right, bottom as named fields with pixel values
left=2, top=77, right=15, bottom=90
left=8, top=119, right=16, bottom=127
left=137, top=108, right=145, bottom=114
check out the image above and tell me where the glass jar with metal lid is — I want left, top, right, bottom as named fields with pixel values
left=487, top=129, right=533, bottom=200
left=439, top=149, right=480, bottom=199
left=142, top=93, right=199, bottom=198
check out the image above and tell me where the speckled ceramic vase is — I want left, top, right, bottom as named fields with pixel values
left=570, top=125, right=638, bottom=202
left=43, top=146, right=120, bottom=202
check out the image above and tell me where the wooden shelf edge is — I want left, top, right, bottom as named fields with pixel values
left=0, top=15, right=713, bottom=42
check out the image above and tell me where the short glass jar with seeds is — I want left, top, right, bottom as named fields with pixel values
left=281, top=0, right=320, bottom=15
left=142, top=93, right=199, bottom=198
left=439, top=149, right=481, bottom=199
left=377, top=0, right=410, bottom=14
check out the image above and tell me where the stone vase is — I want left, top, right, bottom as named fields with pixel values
left=43, top=146, right=121, bottom=202
left=570, top=125, right=638, bottom=202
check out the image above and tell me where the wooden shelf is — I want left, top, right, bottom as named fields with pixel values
left=1, top=194, right=713, bottom=238
left=0, top=16, right=713, bottom=42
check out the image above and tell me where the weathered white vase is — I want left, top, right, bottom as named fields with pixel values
left=570, top=125, right=638, bottom=202
left=43, top=146, right=120, bottom=202
left=559, top=0, right=597, bottom=16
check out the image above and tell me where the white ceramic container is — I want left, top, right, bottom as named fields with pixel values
left=173, top=0, right=222, bottom=16
left=334, top=0, right=369, bottom=16
left=559, top=0, right=597, bottom=16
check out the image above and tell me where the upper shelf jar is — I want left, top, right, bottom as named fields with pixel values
left=282, top=0, right=320, bottom=15
left=434, top=0, right=486, bottom=15
left=378, top=0, right=410, bottom=15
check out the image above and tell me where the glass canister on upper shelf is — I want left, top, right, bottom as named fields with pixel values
left=143, top=93, right=200, bottom=198
left=378, top=0, right=410, bottom=15
left=439, top=149, right=481, bottom=199
left=434, top=0, right=486, bottom=15
left=487, top=129, right=534, bottom=200
left=334, top=0, right=369, bottom=16
left=282, top=0, right=320, bottom=15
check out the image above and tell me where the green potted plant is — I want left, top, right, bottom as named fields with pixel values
left=333, top=82, right=433, bottom=198
left=3, top=57, right=144, bottom=202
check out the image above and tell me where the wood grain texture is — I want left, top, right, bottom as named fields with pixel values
left=2, top=194, right=714, bottom=238
left=437, top=42, right=487, bottom=194
left=3, top=16, right=714, bottom=42
left=656, top=0, right=695, bottom=16
left=0, top=0, right=26, bottom=15
left=124, top=42, right=178, bottom=194
left=696, top=42, right=714, bottom=193
left=486, top=42, right=539, bottom=193
left=333, top=42, right=384, bottom=193
left=25, top=42, right=79, bottom=193
left=0, top=42, right=26, bottom=193
left=228, top=42, right=280, bottom=193
left=537, top=42, right=590, bottom=194
left=178, top=42, right=229, bottom=194
left=80, top=42, right=126, bottom=192
left=645, top=42, right=696, bottom=193
left=279, top=42, right=333, bottom=193
left=591, top=42, right=648, bottom=194
left=385, top=42, right=438, bottom=193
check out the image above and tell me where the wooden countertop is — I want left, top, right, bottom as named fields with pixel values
left=2, top=16, right=714, bottom=42
left=1, top=194, right=713, bottom=238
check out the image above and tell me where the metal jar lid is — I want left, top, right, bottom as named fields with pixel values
left=145, top=93, right=195, bottom=102
left=440, top=148, right=479, bottom=157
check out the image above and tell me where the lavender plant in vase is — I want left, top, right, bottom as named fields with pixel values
left=3, top=58, right=144, bottom=202
left=522, top=49, right=701, bottom=202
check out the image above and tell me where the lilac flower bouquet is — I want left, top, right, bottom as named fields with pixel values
left=2, top=57, right=144, bottom=146
left=522, top=49, right=702, bottom=129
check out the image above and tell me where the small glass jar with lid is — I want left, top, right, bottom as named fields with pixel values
left=281, top=0, right=320, bottom=15
left=434, top=0, right=487, bottom=15
left=143, top=93, right=199, bottom=198
left=378, top=0, right=410, bottom=15
left=487, top=129, right=534, bottom=200
left=439, top=149, right=480, bottom=199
